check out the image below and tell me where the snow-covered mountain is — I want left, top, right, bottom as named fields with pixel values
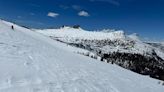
left=36, top=26, right=164, bottom=81
left=147, top=42, right=164, bottom=53
left=0, top=19, right=164, bottom=92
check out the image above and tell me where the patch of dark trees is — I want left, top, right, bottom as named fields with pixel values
left=53, top=39, right=164, bottom=81
left=68, top=43, right=94, bottom=51
left=68, top=42, right=164, bottom=81
left=99, top=51, right=164, bottom=81
left=74, top=39, right=135, bottom=48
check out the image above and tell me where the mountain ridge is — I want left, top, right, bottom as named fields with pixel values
left=36, top=26, right=164, bottom=81
left=0, top=19, right=164, bottom=92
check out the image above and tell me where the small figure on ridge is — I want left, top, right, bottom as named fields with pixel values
left=11, top=25, right=14, bottom=30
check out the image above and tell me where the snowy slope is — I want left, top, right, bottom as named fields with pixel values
left=36, top=26, right=164, bottom=81
left=0, top=20, right=164, bottom=92
left=36, top=27, right=156, bottom=55
left=36, top=27, right=125, bottom=41
left=36, top=27, right=164, bottom=64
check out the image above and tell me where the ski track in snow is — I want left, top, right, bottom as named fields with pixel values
left=0, top=20, right=164, bottom=92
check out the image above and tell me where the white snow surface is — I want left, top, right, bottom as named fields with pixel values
left=36, top=27, right=157, bottom=55
left=0, top=20, right=164, bottom=92
left=36, top=27, right=126, bottom=41
left=36, top=27, right=164, bottom=60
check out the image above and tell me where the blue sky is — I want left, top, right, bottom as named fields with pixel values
left=0, top=0, right=164, bottom=41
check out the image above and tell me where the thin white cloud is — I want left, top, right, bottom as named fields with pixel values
left=47, top=12, right=59, bottom=18
left=30, top=13, right=35, bottom=16
left=72, top=5, right=82, bottom=10
left=29, top=3, right=41, bottom=7
left=59, top=5, right=69, bottom=9
left=78, top=11, right=90, bottom=17
left=90, top=0, right=120, bottom=6
left=17, top=16, right=22, bottom=19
